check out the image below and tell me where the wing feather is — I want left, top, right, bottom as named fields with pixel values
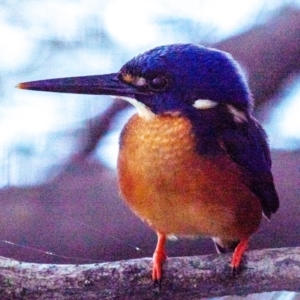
left=218, top=117, right=279, bottom=219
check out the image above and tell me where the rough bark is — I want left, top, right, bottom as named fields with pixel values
left=0, top=247, right=299, bottom=299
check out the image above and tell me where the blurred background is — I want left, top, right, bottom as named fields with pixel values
left=0, top=0, right=300, bottom=298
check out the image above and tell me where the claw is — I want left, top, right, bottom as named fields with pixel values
left=152, top=278, right=162, bottom=291
left=231, top=265, right=238, bottom=278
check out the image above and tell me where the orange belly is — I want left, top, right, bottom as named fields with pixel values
left=117, top=113, right=262, bottom=240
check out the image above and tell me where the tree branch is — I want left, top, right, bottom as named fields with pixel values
left=73, top=99, right=129, bottom=159
left=1, top=247, right=299, bottom=299
left=216, top=6, right=300, bottom=106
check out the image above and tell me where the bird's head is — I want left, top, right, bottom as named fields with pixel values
left=18, top=43, right=252, bottom=121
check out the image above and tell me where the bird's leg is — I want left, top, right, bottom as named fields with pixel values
left=230, top=237, right=249, bottom=275
left=152, top=232, right=167, bottom=283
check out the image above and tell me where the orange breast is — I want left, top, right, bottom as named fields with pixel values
left=117, top=113, right=262, bottom=240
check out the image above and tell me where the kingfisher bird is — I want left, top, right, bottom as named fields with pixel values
left=18, top=43, right=279, bottom=283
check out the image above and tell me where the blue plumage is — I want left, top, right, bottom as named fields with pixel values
left=18, top=43, right=279, bottom=219
left=18, top=43, right=279, bottom=281
left=120, top=44, right=279, bottom=218
left=120, top=44, right=252, bottom=113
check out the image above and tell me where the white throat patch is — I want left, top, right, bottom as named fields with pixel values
left=114, top=96, right=155, bottom=121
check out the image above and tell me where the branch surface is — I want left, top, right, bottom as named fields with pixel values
left=0, top=247, right=299, bottom=299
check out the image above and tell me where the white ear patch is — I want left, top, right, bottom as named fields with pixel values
left=193, top=99, right=218, bottom=109
left=227, top=104, right=247, bottom=123
left=114, top=96, right=155, bottom=121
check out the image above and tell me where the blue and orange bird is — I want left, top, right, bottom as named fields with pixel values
left=18, top=44, right=279, bottom=283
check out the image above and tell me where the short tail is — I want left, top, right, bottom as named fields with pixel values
left=212, top=237, right=239, bottom=254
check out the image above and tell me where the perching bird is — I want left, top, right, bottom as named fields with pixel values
left=18, top=43, right=279, bottom=283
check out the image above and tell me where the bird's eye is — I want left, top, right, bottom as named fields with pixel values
left=148, top=77, right=168, bottom=91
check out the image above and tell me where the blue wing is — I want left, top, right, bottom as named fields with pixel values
left=218, top=117, right=279, bottom=219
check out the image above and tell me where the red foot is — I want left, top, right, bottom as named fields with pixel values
left=230, top=237, right=249, bottom=274
left=152, top=233, right=167, bottom=282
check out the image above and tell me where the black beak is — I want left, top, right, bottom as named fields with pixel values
left=17, top=73, right=143, bottom=97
